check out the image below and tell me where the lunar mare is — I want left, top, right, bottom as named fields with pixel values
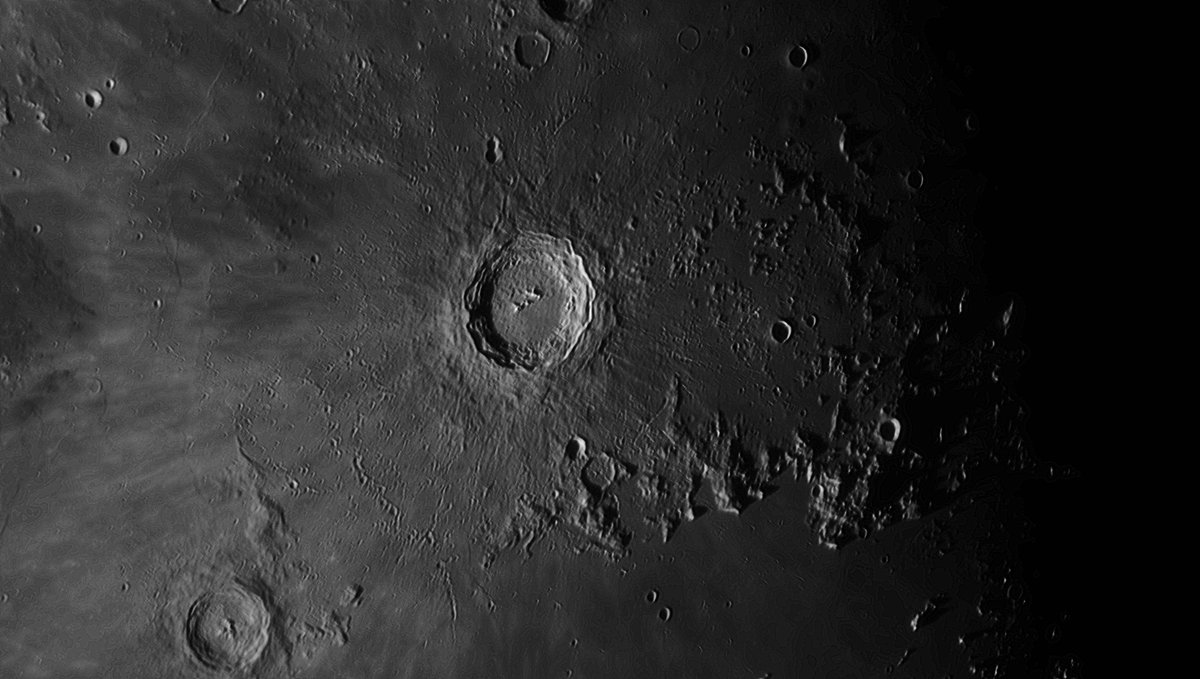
left=464, top=232, right=595, bottom=371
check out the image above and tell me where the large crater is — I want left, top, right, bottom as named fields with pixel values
left=184, top=583, right=271, bottom=673
left=464, top=233, right=595, bottom=371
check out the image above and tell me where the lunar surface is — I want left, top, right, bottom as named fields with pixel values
left=0, top=0, right=1084, bottom=677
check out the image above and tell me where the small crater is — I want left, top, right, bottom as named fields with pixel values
left=83, top=89, right=103, bottom=110
left=905, top=169, right=925, bottom=190
left=184, top=583, right=270, bottom=672
left=677, top=26, right=700, bottom=53
left=565, top=436, right=586, bottom=459
left=109, top=137, right=129, bottom=156
left=582, top=454, right=616, bottom=492
left=658, top=606, right=672, bottom=622
left=486, top=136, right=502, bottom=164
left=515, top=32, right=551, bottom=69
left=464, top=232, right=596, bottom=371
left=211, top=0, right=250, bottom=14
left=878, top=417, right=901, bottom=443
left=539, top=0, right=593, bottom=22
left=645, top=589, right=658, bottom=603
left=771, top=319, right=793, bottom=343
left=787, top=44, right=809, bottom=69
